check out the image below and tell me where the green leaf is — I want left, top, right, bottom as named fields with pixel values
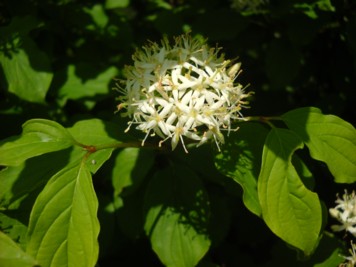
left=292, top=154, right=315, bottom=191
left=313, top=249, right=344, bottom=267
left=282, top=107, right=356, bottom=183
left=258, top=128, right=322, bottom=255
left=294, top=0, right=335, bottom=19
left=293, top=3, right=318, bottom=19
left=68, top=119, right=123, bottom=173
left=0, top=36, right=53, bottom=104
left=214, top=122, right=269, bottom=216
left=0, top=149, right=74, bottom=210
left=68, top=119, right=120, bottom=145
left=266, top=231, right=343, bottom=266
left=0, top=231, right=38, bottom=267
left=0, top=119, right=75, bottom=166
left=0, top=164, right=28, bottom=209
left=26, top=162, right=100, bottom=267
left=84, top=4, right=109, bottom=29
left=0, top=213, right=28, bottom=250
left=112, top=148, right=155, bottom=196
left=312, top=234, right=344, bottom=267
left=58, top=64, right=117, bottom=108
left=105, top=0, right=130, bottom=9
left=315, top=0, right=335, bottom=12
left=144, top=165, right=211, bottom=267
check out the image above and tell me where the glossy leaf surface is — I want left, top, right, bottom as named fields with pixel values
left=282, top=107, right=356, bottom=183
left=258, top=128, right=322, bottom=255
left=0, top=120, right=75, bottom=166
left=26, top=162, right=100, bottom=267
left=0, top=231, right=38, bottom=267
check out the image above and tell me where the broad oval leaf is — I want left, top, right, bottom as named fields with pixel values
left=0, top=119, right=75, bottom=166
left=0, top=231, right=38, bottom=267
left=26, top=162, right=100, bottom=267
left=258, top=128, right=322, bottom=255
left=214, top=122, right=268, bottom=216
left=282, top=107, right=356, bottom=183
left=144, top=165, right=211, bottom=267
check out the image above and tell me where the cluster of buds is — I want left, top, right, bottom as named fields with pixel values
left=117, top=34, right=251, bottom=152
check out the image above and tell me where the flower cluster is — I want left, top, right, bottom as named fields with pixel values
left=329, top=190, right=356, bottom=266
left=340, top=241, right=356, bottom=267
left=118, top=34, right=251, bottom=152
left=329, top=190, right=356, bottom=236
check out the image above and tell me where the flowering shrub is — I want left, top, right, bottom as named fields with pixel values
left=0, top=1, right=356, bottom=267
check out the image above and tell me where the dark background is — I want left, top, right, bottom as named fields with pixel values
left=0, top=0, right=355, bottom=266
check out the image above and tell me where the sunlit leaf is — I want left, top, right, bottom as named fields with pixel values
left=68, top=119, right=123, bottom=173
left=105, top=0, right=130, bottom=9
left=214, top=122, right=268, bottom=216
left=294, top=0, right=335, bottom=19
left=58, top=64, right=117, bottom=108
left=0, top=119, right=75, bottom=166
left=26, top=162, right=100, bottom=267
left=0, top=32, right=53, bottom=103
left=282, top=107, right=356, bottom=183
left=84, top=4, right=109, bottom=29
left=0, top=231, right=38, bottom=267
left=258, top=128, right=322, bottom=255
left=0, top=213, right=28, bottom=251
left=144, top=165, right=211, bottom=267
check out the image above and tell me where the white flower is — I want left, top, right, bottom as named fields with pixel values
left=329, top=190, right=356, bottom=237
left=118, top=34, right=251, bottom=152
